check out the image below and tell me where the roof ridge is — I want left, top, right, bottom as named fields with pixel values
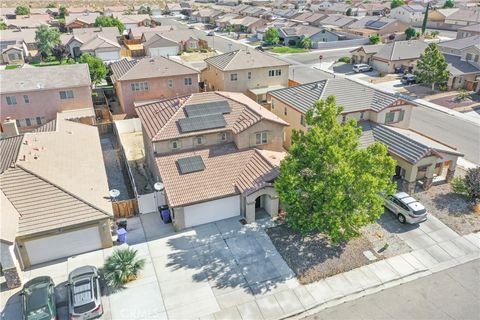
left=152, top=94, right=192, bottom=141
left=221, top=50, right=240, bottom=71
left=117, top=58, right=140, bottom=81
left=12, top=164, right=112, bottom=218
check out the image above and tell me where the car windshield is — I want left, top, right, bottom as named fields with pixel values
left=26, top=306, right=51, bottom=320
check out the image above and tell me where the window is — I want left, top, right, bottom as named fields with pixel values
left=360, top=112, right=365, bottom=120
left=25, top=118, right=31, bottom=127
left=300, top=114, right=305, bottom=126
left=466, top=53, right=473, bottom=61
left=230, top=73, right=238, bottom=81
left=23, top=95, right=30, bottom=103
left=6, top=96, right=17, bottom=105
left=271, top=99, right=275, bottom=109
left=475, top=55, right=479, bottom=63
left=170, top=140, right=181, bottom=149
left=385, top=110, right=405, bottom=124
left=36, top=117, right=43, bottom=125
left=167, top=79, right=173, bottom=88
left=275, top=69, right=282, bottom=76
left=284, top=107, right=287, bottom=116
left=218, top=132, right=229, bottom=142
left=130, top=82, right=149, bottom=91
left=269, top=69, right=282, bottom=77
left=59, top=90, right=74, bottom=99
left=184, top=77, right=193, bottom=86
left=255, top=131, right=268, bottom=145
left=194, top=136, right=205, bottom=145
left=268, top=70, right=275, bottom=77
left=247, top=71, right=252, bottom=80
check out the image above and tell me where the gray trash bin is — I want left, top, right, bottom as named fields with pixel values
left=117, top=228, right=127, bottom=243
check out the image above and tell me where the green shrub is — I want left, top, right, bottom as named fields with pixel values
left=104, top=248, right=145, bottom=288
left=44, top=55, right=57, bottom=62
left=338, top=56, right=351, bottom=64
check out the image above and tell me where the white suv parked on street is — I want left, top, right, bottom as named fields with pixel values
left=352, top=64, right=373, bottom=73
left=384, top=192, right=428, bottom=224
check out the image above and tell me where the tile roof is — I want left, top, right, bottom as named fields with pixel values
left=269, top=78, right=398, bottom=114
left=81, top=35, right=121, bottom=50
left=33, top=119, right=57, bottom=133
left=137, top=91, right=288, bottom=141
left=359, top=121, right=462, bottom=164
left=204, top=49, right=289, bottom=71
left=446, top=9, right=480, bottom=23
left=399, top=5, right=425, bottom=13
left=156, top=144, right=282, bottom=207
left=0, top=166, right=110, bottom=237
left=143, top=33, right=179, bottom=48
left=319, top=14, right=357, bottom=27
left=444, top=54, right=480, bottom=76
left=114, top=14, right=151, bottom=24
left=69, top=26, right=120, bottom=46
left=373, top=40, right=429, bottom=61
left=438, top=35, right=480, bottom=51
left=458, top=23, right=480, bottom=32
left=109, top=57, right=198, bottom=83
left=0, top=64, right=91, bottom=94
left=0, top=135, right=23, bottom=174
left=353, top=44, right=384, bottom=54
left=0, top=29, right=37, bottom=44
left=65, top=13, right=100, bottom=26
left=128, top=25, right=177, bottom=39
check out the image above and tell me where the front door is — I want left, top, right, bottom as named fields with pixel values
left=255, top=196, right=261, bottom=209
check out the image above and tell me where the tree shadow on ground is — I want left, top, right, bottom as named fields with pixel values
left=332, top=63, right=354, bottom=74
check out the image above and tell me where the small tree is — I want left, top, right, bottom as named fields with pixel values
left=59, top=6, right=68, bottom=18
left=415, top=43, right=450, bottom=92
left=443, top=0, right=454, bottom=8
left=299, top=37, right=312, bottom=49
left=391, top=0, right=405, bottom=9
left=346, top=8, right=353, bottom=16
left=451, top=168, right=480, bottom=205
left=275, top=96, right=396, bottom=242
left=431, top=30, right=439, bottom=38
left=264, top=27, right=280, bottom=46
left=369, top=34, right=381, bottom=44
left=35, top=25, right=61, bottom=58
left=80, top=54, right=108, bottom=85
left=104, top=248, right=145, bottom=288
left=0, top=20, right=6, bottom=30
left=47, top=2, right=57, bottom=8
left=15, top=6, right=30, bottom=15
left=94, top=16, right=125, bottom=33
left=405, top=27, right=417, bottom=40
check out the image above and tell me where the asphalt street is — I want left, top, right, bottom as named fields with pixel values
left=305, top=259, right=480, bottom=320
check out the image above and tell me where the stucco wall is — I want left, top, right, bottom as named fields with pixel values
left=116, top=73, right=199, bottom=116
left=1, top=85, right=93, bottom=125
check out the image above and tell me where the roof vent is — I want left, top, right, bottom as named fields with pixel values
left=315, top=82, right=321, bottom=89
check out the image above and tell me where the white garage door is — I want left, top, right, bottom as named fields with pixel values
left=25, top=226, right=102, bottom=266
left=149, top=46, right=179, bottom=57
left=183, top=195, right=241, bottom=228
left=96, top=50, right=120, bottom=61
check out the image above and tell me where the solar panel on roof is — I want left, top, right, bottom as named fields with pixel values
left=178, top=113, right=227, bottom=133
left=366, top=20, right=387, bottom=29
left=177, top=155, right=205, bottom=174
left=184, top=100, right=230, bottom=117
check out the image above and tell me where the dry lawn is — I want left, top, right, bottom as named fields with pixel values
left=180, top=51, right=217, bottom=62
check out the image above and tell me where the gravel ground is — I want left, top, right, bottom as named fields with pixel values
left=266, top=224, right=380, bottom=285
left=415, top=183, right=480, bottom=235
left=360, top=212, right=412, bottom=258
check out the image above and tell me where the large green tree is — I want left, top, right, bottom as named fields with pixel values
left=94, top=16, right=125, bottom=33
left=59, top=6, right=68, bottom=18
left=390, top=0, right=405, bottom=9
left=264, top=27, right=280, bottom=46
left=443, top=0, right=454, bottom=8
left=15, top=6, right=30, bottom=15
left=80, top=54, right=108, bottom=85
left=405, top=27, right=417, bottom=40
left=275, top=96, right=396, bottom=242
left=35, top=25, right=61, bottom=58
left=414, top=43, right=450, bottom=91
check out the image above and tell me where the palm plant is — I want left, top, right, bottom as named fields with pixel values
left=104, top=248, right=145, bottom=288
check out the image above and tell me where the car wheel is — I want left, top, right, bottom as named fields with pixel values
left=397, top=214, right=406, bottom=224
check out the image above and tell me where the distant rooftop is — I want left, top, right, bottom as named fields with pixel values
left=205, top=49, right=289, bottom=71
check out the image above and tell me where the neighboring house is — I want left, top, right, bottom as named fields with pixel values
left=103, top=5, right=130, bottom=16
left=0, top=116, right=113, bottom=271
left=65, top=13, right=100, bottom=31
left=218, top=0, right=240, bottom=6
left=271, top=8, right=299, bottom=19
left=279, top=25, right=343, bottom=46
left=4, top=14, right=52, bottom=29
left=318, top=14, right=357, bottom=29
left=319, top=2, right=351, bottom=15
left=127, top=25, right=177, bottom=41
left=227, top=16, right=267, bottom=33
left=143, top=33, right=180, bottom=57
left=0, top=7, right=16, bottom=19
left=202, top=49, right=290, bottom=103
left=0, top=29, right=38, bottom=62
left=134, top=4, right=162, bottom=16
left=64, top=27, right=121, bottom=60
left=191, top=9, right=223, bottom=23
left=240, top=6, right=270, bottom=18
left=109, top=57, right=200, bottom=116
left=351, top=44, right=384, bottom=64
left=438, top=36, right=480, bottom=91
left=114, top=14, right=152, bottom=30
left=290, top=12, right=327, bottom=26
left=444, top=9, right=480, bottom=27
left=30, top=7, right=59, bottom=16
left=428, top=8, right=459, bottom=25
left=215, top=13, right=242, bottom=28
left=456, top=24, right=480, bottom=39
left=356, top=3, right=390, bottom=16
left=67, top=7, right=101, bottom=15
left=165, top=2, right=192, bottom=15
left=0, top=64, right=94, bottom=131
left=0, top=41, right=26, bottom=65
left=135, top=91, right=289, bottom=229
left=143, top=29, right=208, bottom=52
left=390, top=5, right=425, bottom=25
left=267, top=79, right=463, bottom=192
left=371, top=40, right=429, bottom=74
left=345, top=17, right=409, bottom=38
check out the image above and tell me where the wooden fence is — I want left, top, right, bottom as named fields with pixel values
left=112, top=199, right=139, bottom=218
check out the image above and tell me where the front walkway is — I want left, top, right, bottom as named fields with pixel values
left=1, top=214, right=479, bottom=320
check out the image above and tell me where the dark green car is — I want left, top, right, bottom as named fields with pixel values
left=21, top=276, right=57, bottom=320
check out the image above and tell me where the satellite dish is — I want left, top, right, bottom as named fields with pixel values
left=154, top=182, right=164, bottom=192
left=109, top=189, right=120, bottom=198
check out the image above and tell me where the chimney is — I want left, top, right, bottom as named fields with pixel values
left=2, top=118, right=19, bottom=137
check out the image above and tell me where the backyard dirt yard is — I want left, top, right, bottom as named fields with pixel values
left=415, top=183, right=480, bottom=235
left=426, top=92, right=480, bottom=111
left=180, top=51, right=217, bottom=62
left=266, top=224, right=381, bottom=284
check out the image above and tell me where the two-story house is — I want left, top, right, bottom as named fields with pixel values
left=267, top=79, right=463, bottom=193
left=0, top=64, right=94, bottom=132
left=390, top=5, right=425, bottom=25
left=109, top=57, right=200, bottom=116
left=136, top=91, right=289, bottom=229
left=202, top=49, right=290, bottom=103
